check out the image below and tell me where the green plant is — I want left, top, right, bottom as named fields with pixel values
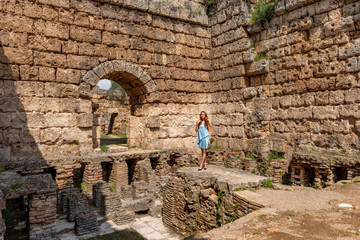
left=1, top=208, right=10, bottom=223
left=204, top=0, right=217, bottom=16
left=10, top=183, right=21, bottom=190
left=100, top=145, right=109, bottom=152
left=249, top=42, right=255, bottom=49
left=254, top=51, right=267, bottom=61
left=268, top=151, right=285, bottom=160
left=345, top=48, right=348, bottom=54
left=73, top=140, right=79, bottom=145
left=195, top=7, right=202, bottom=14
left=109, top=183, right=116, bottom=192
left=0, top=167, right=5, bottom=174
left=284, top=9, right=289, bottom=15
left=262, top=179, right=274, bottom=188
left=246, top=150, right=258, bottom=160
left=154, top=193, right=160, bottom=198
left=250, top=0, right=275, bottom=23
left=101, top=135, right=109, bottom=139
left=81, top=183, right=89, bottom=195
left=251, top=169, right=256, bottom=174
left=230, top=214, right=237, bottom=222
left=341, top=181, right=347, bottom=184
left=234, top=188, right=243, bottom=191
left=311, top=184, right=319, bottom=189
left=213, top=142, right=221, bottom=149
left=354, top=180, right=360, bottom=183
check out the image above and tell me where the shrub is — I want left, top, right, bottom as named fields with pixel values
left=262, top=179, right=274, bottom=188
left=268, top=151, right=285, bottom=160
left=246, top=150, right=258, bottom=160
left=81, top=183, right=89, bottom=195
left=109, top=183, right=116, bottom=192
left=100, top=145, right=109, bottom=152
left=10, top=183, right=21, bottom=190
left=254, top=52, right=267, bottom=61
left=205, top=0, right=217, bottom=16
left=251, top=0, right=275, bottom=23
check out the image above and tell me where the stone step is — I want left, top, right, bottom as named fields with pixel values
left=94, top=145, right=128, bottom=154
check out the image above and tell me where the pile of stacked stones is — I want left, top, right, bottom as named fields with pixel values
left=60, top=188, right=98, bottom=236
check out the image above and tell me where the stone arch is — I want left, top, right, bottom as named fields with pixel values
left=82, top=60, right=156, bottom=149
left=81, top=60, right=157, bottom=105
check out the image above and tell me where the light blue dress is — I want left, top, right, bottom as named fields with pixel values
left=197, top=122, right=209, bottom=149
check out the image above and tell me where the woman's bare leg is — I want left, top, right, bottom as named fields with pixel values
left=204, top=149, right=207, bottom=169
left=199, top=148, right=206, bottom=169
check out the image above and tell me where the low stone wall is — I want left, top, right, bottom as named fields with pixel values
left=162, top=166, right=266, bottom=235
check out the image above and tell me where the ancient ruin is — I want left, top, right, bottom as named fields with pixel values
left=0, top=0, right=360, bottom=239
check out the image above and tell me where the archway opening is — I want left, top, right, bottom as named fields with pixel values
left=94, top=79, right=130, bottom=147
left=82, top=60, right=157, bottom=150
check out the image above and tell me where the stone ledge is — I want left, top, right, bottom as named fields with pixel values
left=94, top=0, right=209, bottom=26
left=176, top=165, right=267, bottom=190
left=0, top=173, right=56, bottom=199
left=292, top=150, right=360, bottom=167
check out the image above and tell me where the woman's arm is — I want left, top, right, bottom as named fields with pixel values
left=208, top=124, right=211, bottom=140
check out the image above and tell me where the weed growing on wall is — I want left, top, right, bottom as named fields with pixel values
left=254, top=51, right=267, bottom=61
left=262, top=179, right=274, bottom=188
left=205, top=0, right=218, bottom=16
left=100, top=145, right=109, bottom=152
left=109, top=183, right=116, bottom=192
left=250, top=0, right=275, bottom=23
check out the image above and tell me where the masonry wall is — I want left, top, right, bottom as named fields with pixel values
left=209, top=0, right=360, bottom=166
left=0, top=0, right=211, bottom=166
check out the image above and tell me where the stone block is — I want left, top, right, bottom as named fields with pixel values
left=113, top=208, right=135, bottom=225
left=56, top=68, right=81, bottom=84
left=33, top=20, right=69, bottom=39
left=70, top=25, right=101, bottom=43
left=39, top=67, right=56, bottom=82
left=76, top=113, right=93, bottom=128
left=121, top=197, right=152, bottom=213
left=246, top=60, right=269, bottom=75
left=75, top=212, right=98, bottom=236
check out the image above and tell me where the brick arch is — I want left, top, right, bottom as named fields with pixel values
left=82, top=60, right=157, bottom=103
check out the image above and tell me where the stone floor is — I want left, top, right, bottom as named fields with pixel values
left=177, top=165, right=267, bottom=189
left=56, top=214, right=180, bottom=240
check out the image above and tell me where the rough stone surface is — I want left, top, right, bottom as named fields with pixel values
left=162, top=166, right=266, bottom=235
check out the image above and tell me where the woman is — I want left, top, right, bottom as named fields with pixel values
left=196, top=111, right=211, bottom=171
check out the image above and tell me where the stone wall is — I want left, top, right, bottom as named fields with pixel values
left=162, top=167, right=265, bottom=235
left=208, top=0, right=360, bottom=179
left=0, top=0, right=211, bottom=166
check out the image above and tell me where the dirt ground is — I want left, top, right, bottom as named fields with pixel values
left=193, top=180, right=360, bottom=240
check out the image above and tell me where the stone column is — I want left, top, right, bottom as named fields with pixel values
left=55, top=167, right=74, bottom=190
left=28, top=191, right=57, bottom=240
left=112, top=161, right=128, bottom=189
left=82, top=163, right=103, bottom=197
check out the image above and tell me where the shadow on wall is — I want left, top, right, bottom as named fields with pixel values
left=0, top=42, right=46, bottom=170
